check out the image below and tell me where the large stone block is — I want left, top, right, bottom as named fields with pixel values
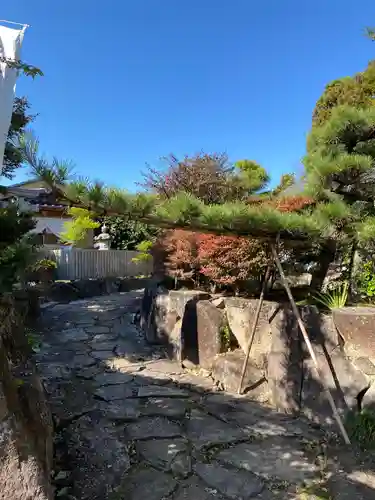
left=267, top=306, right=304, bottom=414
left=169, top=290, right=211, bottom=318
left=195, top=300, right=225, bottom=369
left=140, top=282, right=169, bottom=343
left=224, top=297, right=276, bottom=366
left=211, top=349, right=267, bottom=398
left=302, top=350, right=370, bottom=424
left=333, top=307, right=375, bottom=362
left=141, top=286, right=210, bottom=346
left=180, top=297, right=220, bottom=366
left=267, top=304, right=370, bottom=422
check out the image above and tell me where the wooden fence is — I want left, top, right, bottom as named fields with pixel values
left=44, top=248, right=153, bottom=280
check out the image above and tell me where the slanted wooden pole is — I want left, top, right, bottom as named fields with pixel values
left=238, top=263, right=273, bottom=395
left=270, top=244, right=351, bottom=445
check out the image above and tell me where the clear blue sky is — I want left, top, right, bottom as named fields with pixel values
left=2, top=1, right=375, bottom=190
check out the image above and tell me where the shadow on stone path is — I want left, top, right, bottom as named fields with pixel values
left=34, top=292, right=375, bottom=499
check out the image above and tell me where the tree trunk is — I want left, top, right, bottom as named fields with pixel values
left=310, top=242, right=337, bottom=291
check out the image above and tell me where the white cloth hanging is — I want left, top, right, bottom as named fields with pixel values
left=0, top=22, right=26, bottom=169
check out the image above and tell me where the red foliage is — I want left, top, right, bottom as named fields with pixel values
left=154, top=229, right=269, bottom=291
left=197, top=234, right=268, bottom=288
left=153, top=196, right=312, bottom=290
left=157, top=230, right=200, bottom=283
left=271, top=195, right=315, bottom=213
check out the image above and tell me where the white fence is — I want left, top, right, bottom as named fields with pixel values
left=44, top=248, right=153, bottom=280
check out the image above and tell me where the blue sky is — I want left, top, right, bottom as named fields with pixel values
left=2, top=1, right=375, bottom=190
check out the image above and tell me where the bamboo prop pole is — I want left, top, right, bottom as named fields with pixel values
left=237, top=263, right=273, bottom=395
left=270, top=244, right=351, bottom=445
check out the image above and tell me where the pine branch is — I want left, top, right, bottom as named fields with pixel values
left=0, top=56, right=43, bottom=78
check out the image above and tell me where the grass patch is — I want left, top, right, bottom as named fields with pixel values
left=346, top=409, right=375, bottom=449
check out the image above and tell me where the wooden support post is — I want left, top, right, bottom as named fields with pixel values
left=238, top=263, right=273, bottom=395
left=270, top=244, right=351, bottom=445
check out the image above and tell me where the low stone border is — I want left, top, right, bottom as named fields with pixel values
left=37, top=276, right=152, bottom=303
left=141, top=285, right=375, bottom=424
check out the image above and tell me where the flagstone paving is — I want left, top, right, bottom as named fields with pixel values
left=35, top=292, right=375, bottom=499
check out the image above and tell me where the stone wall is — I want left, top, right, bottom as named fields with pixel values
left=0, top=295, right=53, bottom=500
left=141, top=285, right=375, bottom=424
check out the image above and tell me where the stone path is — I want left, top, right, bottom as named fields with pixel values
left=35, top=292, right=375, bottom=499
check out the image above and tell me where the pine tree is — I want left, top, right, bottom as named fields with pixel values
left=0, top=98, right=38, bottom=294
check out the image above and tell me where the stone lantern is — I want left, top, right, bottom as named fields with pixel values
left=94, top=224, right=111, bottom=250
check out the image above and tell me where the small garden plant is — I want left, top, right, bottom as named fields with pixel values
left=30, top=258, right=57, bottom=271
left=314, top=282, right=349, bottom=310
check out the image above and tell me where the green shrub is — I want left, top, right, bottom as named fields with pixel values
left=131, top=240, right=153, bottom=263
left=219, top=321, right=238, bottom=352
left=357, top=261, right=375, bottom=300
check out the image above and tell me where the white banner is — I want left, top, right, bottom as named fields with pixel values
left=0, top=23, right=25, bottom=170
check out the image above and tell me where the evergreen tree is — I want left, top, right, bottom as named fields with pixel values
left=2, top=97, right=35, bottom=179
left=0, top=100, right=37, bottom=292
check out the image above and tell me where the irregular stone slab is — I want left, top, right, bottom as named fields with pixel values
left=35, top=348, right=76, bottom=364
left=63, top=412, right=131, bottom=500
left=173, top=372, right=217, bottom=394
left=97, top=399, right=141, bottom=421
left=90, top=350, right=115, bottom=361
left=327, top=470, right=375, bottom=499
left=67, top=354, right=97, bottom=368
left=201, top=393, right=239, bottom=419
left=226, top=411, right=308, bottom=438
left=137, top=385, right=189, bottom=398
left=76, top=365, right=104, bottom=380
left=58, top=341, right=92, bottom=353
left=216, top=438, right=319, bottom=484
left=145, top=359, right=184, bottom=376
left=114, top=339, right=147, bottom=358
left=195, top=462, right=264, bottom=499
left=186, top=410, right=246, bottom=449
left=85, top=325, right=111, bottom=334
left=107, top=357, right=146, bottom=373
left=94, top=384, right=135, bottom=401
left=91, top=333, right=118, bottom=343
left=115, top=467, right=177, bottom=500
left=60, top=328, right=90, bottom=342
left=89, top=341, right=116, bottom=351
left=72, top=317, right=97, bottom=326
left=94, top=371, right=133, bottom=386
left=135, top=372, right=173, bottom=385
left=126, top=417, right=182, bottom=440
left=48, top=380, right=99, bottom=426
left=353, top=356, right=375, bottom=376
left=137, top=438, right=191, bottom=476
left=173, top=476, right=224, bottom=500
left=37, top=363, right=72, bottom=379
left=141, top=397, right=189, bottom=418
